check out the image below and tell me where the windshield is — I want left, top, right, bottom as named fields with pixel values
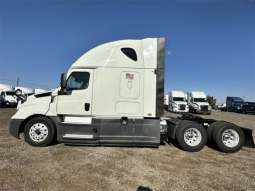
left=234, top=101, right=244, bottom=105
left=173, top=97, right=186, bottom=101
left=194, top=98, right=207, bottom=102
left=6, top=91, right=15, bottom=96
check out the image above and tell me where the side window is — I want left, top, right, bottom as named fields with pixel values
left=121, top=48, right=137, bottom=61
left=66, top=72, right=90, bottom=90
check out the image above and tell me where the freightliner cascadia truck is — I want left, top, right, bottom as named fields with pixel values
left=168, top=91, right=189, bottom=113
left=187, top=91, right=212, bottom=115
left=10, top=38, right=254, bottom=153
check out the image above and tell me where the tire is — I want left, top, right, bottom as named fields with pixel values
left=24, top=116, right=56, bottom=147
left=211, top=123, right=245, bottom=153
left=176, top=121, right=207, bottom=152
left=193, top=108, right=196, bottom=114
left=207, top=121, right=226, bottom=142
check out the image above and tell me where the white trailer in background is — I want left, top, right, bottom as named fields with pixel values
left=168, top=91, right=189, bottom=113
left=34, top=89, right=48, bottom=94
left=187, top=91, right=211, bottom=115
left=0, top=84, right=13, bottom=92
left=164, top=94, right=169, bottom=110
left=0, top=84, right=18, bottom=107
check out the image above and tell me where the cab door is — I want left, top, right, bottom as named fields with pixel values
left=57, top=69, right=98, bottom=143
left=57, top=69, right=93, bottom=115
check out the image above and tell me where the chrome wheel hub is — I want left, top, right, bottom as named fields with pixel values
left=222, top=129, right=239, bottom=147
left=184, top=128, right=202, bottom=146
left=29, top=123, right=48, bottom=142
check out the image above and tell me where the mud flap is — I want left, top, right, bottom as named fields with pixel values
left=241, top=127, right=255, bottom=148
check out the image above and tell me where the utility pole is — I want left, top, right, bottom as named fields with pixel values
left=17, top=77, right=19, bottom=87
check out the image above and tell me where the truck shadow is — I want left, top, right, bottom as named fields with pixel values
left=137, top=186, right=152, bottom=191
left=166, top=138, right=221, bottom=152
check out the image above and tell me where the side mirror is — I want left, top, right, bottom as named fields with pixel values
left=61, top=73, right=67, bottom=88
left=15, top=89, right=22, bottom=96
left=59, top=73, right=67, bottom=95
left=15, top=89, right=26, bottom=103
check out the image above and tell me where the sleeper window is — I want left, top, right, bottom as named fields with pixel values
left=121, top=48, right=137, bottom=61
left=66, top=72, right=90, bottom=90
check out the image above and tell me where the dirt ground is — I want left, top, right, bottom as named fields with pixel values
left=0, top=108, right=254, bottom=191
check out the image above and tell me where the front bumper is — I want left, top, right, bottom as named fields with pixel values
left=173, top=108, right=189, bottom=113
left=195, top=109, right=211, bottom=114
left=10, top=119, right=24, bottom=139
left=6, top=102, right=17, bottom=107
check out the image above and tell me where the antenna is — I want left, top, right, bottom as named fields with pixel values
left=17, top=77, right=19, bottom=87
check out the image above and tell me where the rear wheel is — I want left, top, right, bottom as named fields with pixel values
left=211, top=123, right=245, bottom=153
left=207, top=121, right=226, bottom=142
left=176, top=121, right=207, bottom=152
left=24, top=116, right=56, bottom=147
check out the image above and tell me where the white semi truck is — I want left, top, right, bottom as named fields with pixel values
left=168, top=91, right=189, bottom=113
left=164, top=94, right=169, bottom=110
left=187, top=91, right=212, bottom=115
left=0, top=84, right=18, bottom=107
left=10, top=38, right=254, bottom=153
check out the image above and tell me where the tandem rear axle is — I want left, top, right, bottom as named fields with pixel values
left=160, top=114, right=254, bottom=153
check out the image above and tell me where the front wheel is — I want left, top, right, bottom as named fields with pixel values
left=24, top=117, right=56, bottom=147
left=211, top=123, right=245, bottom=153
left=176, top=121, right=207, bottom=152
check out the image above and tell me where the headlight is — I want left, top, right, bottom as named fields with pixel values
left=209, top=106, right=212, bottom=110
left=193, top=104, right=199, bottom=108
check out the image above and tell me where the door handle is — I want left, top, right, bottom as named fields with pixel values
left=85, top=103, right=90, bottom=111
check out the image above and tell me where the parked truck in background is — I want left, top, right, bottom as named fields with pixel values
left=168, top=91, right=189, bottom=113
left=226, top=96, right=245, bottom=112
left=187, top=91, right=211, bottom=115
left=0, top=95, right=5, bottom=107
left=0, top=84, right=18, bottom=107
left=164, top=94, right=169, bottom=110
left=9, top=38, right=254, bottom=153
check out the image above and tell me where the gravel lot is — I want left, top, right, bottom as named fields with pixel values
left=0, top=108, right=254, bottom=191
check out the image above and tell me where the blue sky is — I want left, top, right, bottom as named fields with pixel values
left=0, top=0, right=254, bottom=104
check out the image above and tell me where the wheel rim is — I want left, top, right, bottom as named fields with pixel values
left=184, top=128, right=202, bottom=146
left=29, top=123, right=49, bottom=142
left=221, top=129, right=239, bottom=147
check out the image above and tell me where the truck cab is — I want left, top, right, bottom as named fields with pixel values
left=10, top=38, right=165, bottom=148
left=168, top=91, right=189, bottom=113
left=226, top=96, right=245, bottom=112
left=187, top=91, right=211, bottom=115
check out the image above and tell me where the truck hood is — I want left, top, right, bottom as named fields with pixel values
left=17, top=92, right=52, bottom=109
